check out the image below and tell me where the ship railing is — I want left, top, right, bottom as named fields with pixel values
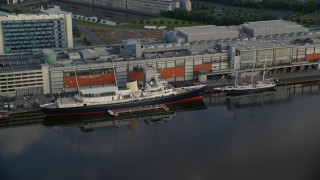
left=40, top=103, right=56, bottom=108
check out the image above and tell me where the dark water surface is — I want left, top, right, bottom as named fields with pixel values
left=1, top=83, right=320, bottom=180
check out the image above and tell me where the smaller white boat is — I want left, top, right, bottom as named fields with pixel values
left=215, top=60, right=276, bottom=95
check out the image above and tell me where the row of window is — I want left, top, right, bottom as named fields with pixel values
left=4, top=39, right=64, bottom=45
left=1, top=89, right=15, bottom=92
left=4, top=31, right=64, bottom=37
left=0, top=76, right=43, bottom=82
left=5, top=45, right=64, bottom=52
left=2, top=19, right=64, bottom=23
left=0, top=72, right=42, bottom=78
left=4, top=31, right=62, bottom=37
left=2, top=23, right=56, bottom=28
left=4, top=43, right=64, bottom=49
left=80, top=92, right=116, bottom=97
left=3, top=27, right=64, bottom=33
left=65, top=68, right=114, bottom=76
left=2, top=20, right=64, bottom=26
left=5, top=36, right=65, bottom=41
left=1, top=83, right=43, bottom=89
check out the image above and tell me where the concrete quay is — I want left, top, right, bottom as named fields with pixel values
left=2, top=70, right=320, bottom=116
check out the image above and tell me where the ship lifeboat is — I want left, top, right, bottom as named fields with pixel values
left=107, top=110, right=114, bottom=116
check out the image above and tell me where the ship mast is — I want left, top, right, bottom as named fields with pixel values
left=250, top=59, right=256, bottom=85
left=75, top=69, right=80, bottom=94
left=263, top=60, right=266, bottom=82
left=153, top=58, right=158, bottom=82
left=262, top=51, right=269, bottom=82
left=112, top=60, right=118, bottom=87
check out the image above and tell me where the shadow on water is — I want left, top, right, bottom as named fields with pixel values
left=2, top=82, right=320, bottom=180
left=42, top=99, right=207, bottom=130
left=205, top=81, right=320, bottom=110
left=0, top=99, right=207, bottom=131
left=1, top=81, right=320, bottom=131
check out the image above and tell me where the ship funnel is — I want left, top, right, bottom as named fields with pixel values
left=126, top=81, right=139, bottom=93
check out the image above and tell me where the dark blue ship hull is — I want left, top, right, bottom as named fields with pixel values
left=43, top=86, right=207, bottom=116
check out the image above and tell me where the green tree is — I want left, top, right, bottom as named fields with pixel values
left=211, top=6, right=215, bottom=13
left=303, top=1, right=317, bottom=13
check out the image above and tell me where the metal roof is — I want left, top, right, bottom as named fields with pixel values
left=232, top=39, right=294, bottom=51
left=0, top=11, right=9, bottom=16
left=175, top=25, right=239, bottom=35
left=242, top=20, right=304, bottom=30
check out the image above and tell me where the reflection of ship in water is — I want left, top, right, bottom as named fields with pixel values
left=225, top=90, right=276, bottom=111
left=44, top=110, right=176, bottom=132
left=0, top=100, right=206, bottom=130
left=43, top=99, right=207, bottom=132
left=2, top=82, right=320, bottom=130
left=205, top=81, right=320, bottom=110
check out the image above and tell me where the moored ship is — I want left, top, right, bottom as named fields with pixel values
left=214, top=59, right=276, bottom=95
left=214, top=79, right=276, bottom=95
left=41, top=79, right=207, bottom=116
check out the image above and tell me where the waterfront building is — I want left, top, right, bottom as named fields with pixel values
left=0, top=63, right=43, bottom=97
left=0, top=20, right=320, bottom=97
left=164, top=25, right=240, bottom=43
left=63, top=0, right=191, bottom=15
left=242, top=20, right=308, bottom=37
left=0, top=12, right=73, bottom=54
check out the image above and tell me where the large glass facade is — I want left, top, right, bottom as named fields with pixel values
left=2, top=19, right=66, bottom=53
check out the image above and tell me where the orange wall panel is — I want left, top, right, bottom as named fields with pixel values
left=64, top=73, right=116, bottom=88
left=194, top=64, right=212, bottom=75
left=158, top=67, right=185, bottom=79
left=306, top=53, right=320, bottom=61
left=128, top=71, right=144, bottom=81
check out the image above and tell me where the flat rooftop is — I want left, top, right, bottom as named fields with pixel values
left=0, top=64, right=41, bottom=73
left=175, top=25, right=239, bottom=35
left=242, top=20, right=304, bottom=30
left=0, top=11, right=9, bottom=16
left=232, top=39, right=294, bottom=51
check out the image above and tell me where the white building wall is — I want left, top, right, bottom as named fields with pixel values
left=41, top=64, right=51, bottom=95
left=64, top=13, right=74, bottom=48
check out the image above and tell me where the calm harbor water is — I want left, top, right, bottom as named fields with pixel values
left=1, top=83, right=320, bottom=180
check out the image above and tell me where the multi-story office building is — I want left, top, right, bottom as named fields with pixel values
left=65, top=0, right=191, bottom=15
left=0, top=13, right=73, bottom=54
left=0, top=67, right=43, bottom=97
